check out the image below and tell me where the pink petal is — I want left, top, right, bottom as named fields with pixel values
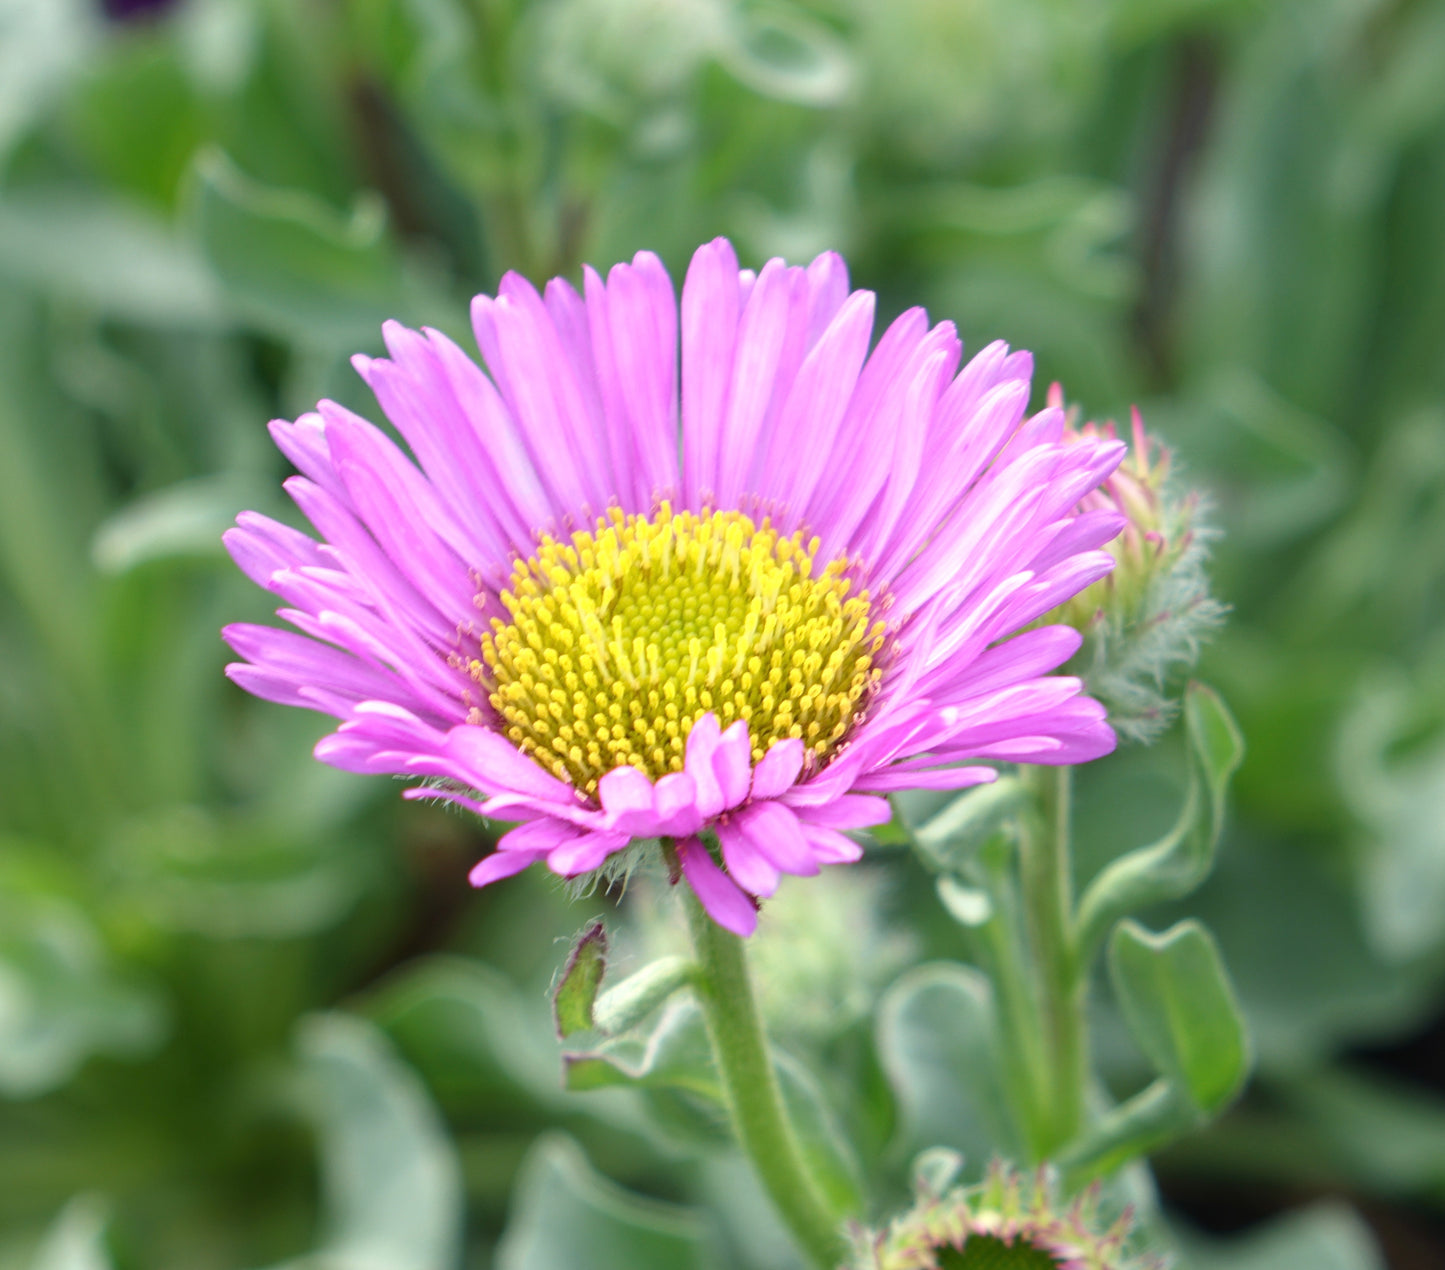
left=597, top=765, right=659, bottom=835
left=797, top=823, right=865, bottom=864
left=470, top=849, right=544, bottom=887
left=756, top=288, right=875, bottom=516
left=223, top=512, right=324, bottom=587
left=808, top=307, right=931, bottom=558
left=852, top=765, right=997, bottom=793
left=735, top=801, right=818, bottom=877
left=473, top=273, right=614, bottom=514
left=222, top=624, right=401, bottom=713
left=717, top=819, right=782, bottom=898
left=923, top=625, right=1083, bottom=704
left=681, top=238, right=741, bottom=508
left=435, top=726, right=578, bottom=802
left=269, top=414, right=342, bottom=495
left=499, top=819, right=587, bottom=853
left=654, top=770, right=703, bottom=836
left=548, top=830, right=630, bottom=877
left=804, top=249, right=851, bottom=345
left=684, top=713, right=726, bottom=817
left=586, top=252, right=680, bottom=505
left=677, top=837, right=758, bottom=937
left=715, top=259, right=810, bottom=508
left=853, top=339, right=960, bottom=565
left=751, top=738, right=804, bottom=800
left=712, top=720, right=753, bottom=809
left=792, top=794, right=893, bottom=830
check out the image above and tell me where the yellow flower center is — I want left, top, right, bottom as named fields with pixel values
left=472, top=503, right=887, bottom=797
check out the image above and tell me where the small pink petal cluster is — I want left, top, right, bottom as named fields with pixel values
left=1052, top=388, right=1193, bottom=628
left=223, top=239, right=1125, bottom=935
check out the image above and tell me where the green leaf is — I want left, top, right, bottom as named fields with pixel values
left=1276, top=1066, right=1445, bottom=1201
left=1058, top=1078, right=1204, bottom=1185
left=716, top=7, right=852, bottom=106
left=563, top=996, right=728, bottom=1149
left=935, top=876, right=994, bottom=927
left=366, top=957, right=568, bottom=1110
left=592, top=955, right=694, bottom=1035
left=495, top=1134, right=707, bottom=1270
left=1076, top=684, right=1244, bottom=961
left=108, top=806, right=370, bottom=940
left=187, top=147, right=410, bottom=348
left=564, top=996, right=862, bottom=1210
left=28, top=1195, right=112, bottom=1270
left=874, top=962, right=1017, bottom=1172
left=1336, top=670, right=1445, bottom=961
left=1181, top=1201, right=1386, bottom=1270
left=91, top=477, right=267, bottom=574
left=1061, top=920, right=1250, bottom=1185
left=271, top=1013, right=463, bottom=1270
left=0, top=0, right=93, bottom=160
left=1109, top=919, right=1250, bottom=1113
left=772, top=1050, right=865, bottom=1216
left=1179, top=818, right=1438, bottom=1068
left=907, top=776, right=1027, bottom=874
left=563, top=997, right=718, bottom=1098
left=63, top=25, right=206, bottom=209
left=553, top=922, right=608, bottom=1039
left=0, top=192, right=224, bottom=326
left=0, top=874, right=166, bottom=1098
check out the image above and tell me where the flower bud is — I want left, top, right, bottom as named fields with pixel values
left=1047, top=389, right=1225, bottom=744
left=849, top=1159, right=1162, bottom=1270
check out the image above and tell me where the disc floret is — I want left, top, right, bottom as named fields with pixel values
left=851, top=1160, right=1163, bottom=1270
left=474, top=502, right=888, bottom=796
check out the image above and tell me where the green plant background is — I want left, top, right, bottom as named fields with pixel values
left=1, top=1, right=1442, bottom=1267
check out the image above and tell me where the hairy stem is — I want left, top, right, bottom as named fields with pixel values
left=683, top=893, right=847, bottom=1269
left=1018, top=764, right=1087, bottom=1156
left=966, top=870, right=1053, bottom=1160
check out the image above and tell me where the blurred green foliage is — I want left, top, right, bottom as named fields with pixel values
left=0, top=0, right=1443, bottom=1266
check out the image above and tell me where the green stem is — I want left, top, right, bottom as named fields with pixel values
left=966, top=869, right=1053, bottom=1160
left=1018, top=764, right=1087, bottom=1157
left=683, top=893, right=847, bottom=1269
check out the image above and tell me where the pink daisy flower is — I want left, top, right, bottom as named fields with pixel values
left=223, top=239, right=1124, bottom=936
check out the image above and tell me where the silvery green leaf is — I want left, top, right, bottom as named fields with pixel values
left=1337, top=671, right=1445, bottom=961
left=496, top=1134, right=707, bottom=1270
left=91, top=477, right=265, bottom=574
left=28, top=1195, right=111, bottom=1270
left=875, top=962, right=1016, bottom=1174
left=592, top=956, right=694, bottom=1035
left=1075, top=683, right=1243, bottom=962
left=0, top=194, right=223, bottom=326
left=1062, top=919, right=1250, bottom=1183
left=188, top=148, right=421, bottom=349
left=1109, top=919, right=1250, bottom=1114
left=266, top=1014, right=463, bottom=1270
left=1181, top=1202, right=1385, bottom=1270
left=0, top=885, right=165, bottom=1098
left=935, top=877, right=993, bottom=927
left=909, top=776, right=1026, bottom=874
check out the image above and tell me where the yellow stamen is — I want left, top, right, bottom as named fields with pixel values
left=475, top=503, right=886, bottom=797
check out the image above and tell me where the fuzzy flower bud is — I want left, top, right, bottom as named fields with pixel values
left=1047, top=388, right=1225, bottom=744
left=849, top=1158, right=1163, bottom=1270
